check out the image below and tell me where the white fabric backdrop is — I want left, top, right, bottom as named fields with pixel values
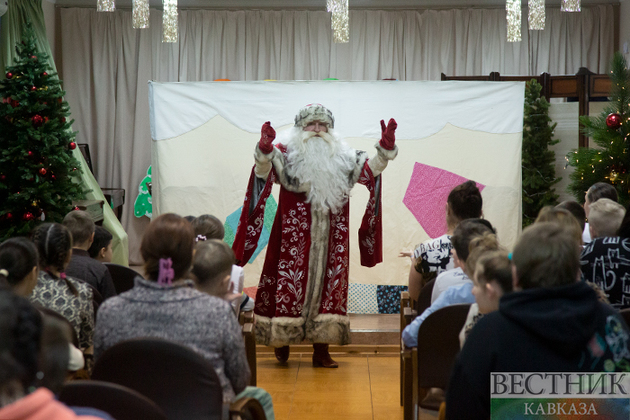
left=59, top=6, right=614, bottom=264
left=150, top=81, right=524, bottom=286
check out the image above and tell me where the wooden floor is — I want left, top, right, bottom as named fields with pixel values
left=257, top=353, right=440, bottom=420
left=258, top=354, right=401, bottom=420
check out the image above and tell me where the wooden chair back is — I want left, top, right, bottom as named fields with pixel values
left=416, top=278, right=436, bottom=315
left=415, top=303, right=471, bottom=390
left=242, top=321, right=257, bottom=386
left=59, top=380, right=167, bottom=420
left=104, top=263, right=141, bottom=294
left=230, top=397, right=267, bottom=420
left=92, top=337, right=224, bottom=420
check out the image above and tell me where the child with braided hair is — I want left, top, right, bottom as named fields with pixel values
left=29, top=223, right=95, bottom=351
left=0, top=291, right=102, bottom=419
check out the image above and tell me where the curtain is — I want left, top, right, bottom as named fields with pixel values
left=59, top=6, right=615, bottom=264
left=0, top=0, right=51, bottom=74
left=1, top=0, right=129, bottom=265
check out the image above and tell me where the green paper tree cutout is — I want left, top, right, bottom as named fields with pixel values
left=567, top=52, right=630, bottom=206
left=522, top=79, right=560, bottom=227
left=0, top=22, right=84, bottom=239
left=134, top=165, right=152, bottom=218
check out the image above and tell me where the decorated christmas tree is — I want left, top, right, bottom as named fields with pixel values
left=522, top=79, right=560, bottom=227
left=568, top=52, right=630, bottom=205
left=0, top=23, right=84, bottom=239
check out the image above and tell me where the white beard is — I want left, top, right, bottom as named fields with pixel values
left=283, top=127, right=356, bottom=214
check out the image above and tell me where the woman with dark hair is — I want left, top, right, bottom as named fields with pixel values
left=402, top=180, right=483, bottom=301
left=0, top=291, right=102, bottom=419
left=94, top=213, right=273, bottom=417
left=0, top=237, right=39, bottom=296
left=29, top=223, right=94, bottom=351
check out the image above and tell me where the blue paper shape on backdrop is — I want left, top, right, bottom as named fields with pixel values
left=224, top=195, right=277, bottom=264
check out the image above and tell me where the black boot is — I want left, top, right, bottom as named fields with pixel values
left=274, top=345, right=290, bottom=363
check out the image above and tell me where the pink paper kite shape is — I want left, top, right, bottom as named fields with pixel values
left=403, top=162, right=485, bottom=238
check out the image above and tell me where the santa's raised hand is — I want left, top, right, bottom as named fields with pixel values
left=259, top=121, right=276, bottom=154
left=379, top=118, right=397, bottom=150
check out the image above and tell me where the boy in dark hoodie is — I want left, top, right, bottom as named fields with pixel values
left=446, top=222, right=630, bottom=420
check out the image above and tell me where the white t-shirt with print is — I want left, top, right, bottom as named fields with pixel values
left=431, top=267, right=470, bottom=304
left=412, top=234, right=454, bottom=276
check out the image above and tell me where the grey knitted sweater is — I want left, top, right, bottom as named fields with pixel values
left=94, top=277, right=250, bottom=401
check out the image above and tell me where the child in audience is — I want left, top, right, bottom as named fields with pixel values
left=94, top=213, right=274, bottom=419
left=459, top=250, right=512, bottom=347
left=192, top=214, right=254, bottom=312
left=88, top=226, right=113, bottom=263
left=0, top=237, right=86, bottom=376
left=191, top=239, right=240, bottom=303
left=402, top=180, right=483, bottom=302
left=446, top=222, right=630, bottom=420
left=0, top=291, right=103, bottom=419
left=0, top=237, right=39, bottom=296
left=401, top=219, right=496, bottom=347
left=63, top=211, right=116, bottom=300
left=555, top=200, right=586, bottom=235
left=535, top=206, right=583, bottom=244
left=431, top=219, right=495, bottom=303
left=583, top=182, right=618, bottom=244
left=29, top=223, right=95, bottom=351
left=587, top=198, right=626, bottom=239
left=580, top=199, right=630, bottom=308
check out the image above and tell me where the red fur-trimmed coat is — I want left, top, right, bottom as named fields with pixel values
left=233, top=143, right=396, bottom=346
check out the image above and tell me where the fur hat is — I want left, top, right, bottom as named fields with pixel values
left=294, top=104, right=335, bottom=129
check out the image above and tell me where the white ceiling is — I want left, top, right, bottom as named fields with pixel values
left=51, top=0, right=619, bottom=9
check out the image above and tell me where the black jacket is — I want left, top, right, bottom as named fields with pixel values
left=446, top=281, right=630, bottom=420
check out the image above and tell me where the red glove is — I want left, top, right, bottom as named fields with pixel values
left=379, top=118, right=397, bottom=150
left=259, top=121, right=276, bottom=154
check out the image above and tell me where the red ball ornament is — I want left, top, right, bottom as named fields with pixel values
left=69, top=142, right=77, bottom=150
left=73, top=206, right=81, bottom=211
left=5, top=213, right=12, bottom=220
left=606, top=113, right=622, bottom=130
left=39, top=167, right=47, bottom=176
left=30, top=55, right=37, bottom=61
left=32, top=115, right=44, bottom=127
left=27, top=151, right=33, bottom=157
left=6, top=72, right=13, bottom=79
left=30, top=86, right=37, bottom=91
left=22, top=212, right=34, bottom=221
left=0, top=175, right=5, bottom=181
left=11, top=100, right=19, bottom=108
left=51, top=174, right=56, bottom=181
left=61, top=117, right=66, bottom=123
left=42, top=72, right=48, bottom=77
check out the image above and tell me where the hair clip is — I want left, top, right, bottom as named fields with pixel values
left=196, top=234, right=207, bottom=242
left=158, top=257, right=175, bottom=285
left=0, top=269, right=8, bottom=277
